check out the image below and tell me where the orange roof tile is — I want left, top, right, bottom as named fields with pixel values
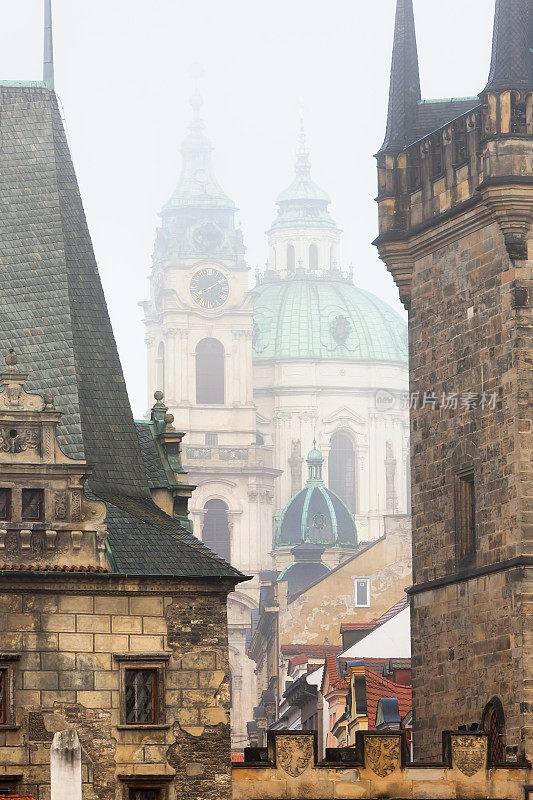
left=364, top=667, right=412, bottom=729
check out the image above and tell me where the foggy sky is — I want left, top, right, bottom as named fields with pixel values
left=0, top=1, right=495, bottom=417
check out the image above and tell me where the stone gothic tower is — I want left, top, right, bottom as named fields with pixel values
left=142, top=92, right=279, bottom=750
left=376, top=0, right=533, bottom=761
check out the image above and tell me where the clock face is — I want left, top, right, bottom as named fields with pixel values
left=190, top=267, right=229, bottom=309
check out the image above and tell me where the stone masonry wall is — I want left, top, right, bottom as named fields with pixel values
left=409, top=217, right=532, bottom=760
left=0, top=575, right=233, bottom=800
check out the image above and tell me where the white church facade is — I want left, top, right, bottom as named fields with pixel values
left=141, top=96, right=409, bottom=749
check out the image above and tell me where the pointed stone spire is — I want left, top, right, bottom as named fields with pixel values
left=43, top=0, right=55, bottom=90
left=378, top=0, right=421, bottom=154
left=485, top=0, right=532, bottom=91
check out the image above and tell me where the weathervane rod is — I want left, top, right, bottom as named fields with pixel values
left=43, top=0, right=55, bottom=90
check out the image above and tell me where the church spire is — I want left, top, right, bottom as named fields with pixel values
left=484, top=0, right=532, bottom=92
left=164, top=66, right=235, bottom=212
left=43, top=0, right=55, bottom=90
left=378, top=0, right=421, bottom=154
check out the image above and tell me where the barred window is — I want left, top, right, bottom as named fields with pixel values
left=125, top=669, right=157, bottom=724
left=21, top=489, right=44, bottom=521
left=0, top=490, right=11, bottom=522
left=128, top=790, right=159, bottom=800
left=454, top=469, right=475, bottom=565
left=0, top=669, right=6, bottom=725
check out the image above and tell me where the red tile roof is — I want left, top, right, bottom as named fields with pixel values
left=373, top=595, right=409, bottom=625
left=288, top=654, right=308, bottom=671
left=340, top=621, right=378, bottom=633
left=340, top=596, right=409, bottom=634
left=323, top=653, right=349, bottom=691
left=281, top=644, right=342, bottom=658
left=0, top=564, right=110, bottom=573
left=365, top=667, right=412, bottom=729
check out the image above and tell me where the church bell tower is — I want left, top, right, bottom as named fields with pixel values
left=142, top=75, right=280, bottom=751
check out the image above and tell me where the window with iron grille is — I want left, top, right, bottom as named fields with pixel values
left=483, top=698, right=505, bottom=764
left=430, top=137, right=443, bottom=179
left=454, top=469, right=475, bottom=565
left=0, top=490, right=11, bottom=522
left=205, top=433, right=218, bottom=446
left=128, top=789, right=159, bottom=800
left=125, top=669, right=157, bottom=724
left=0, top=669, right=6, bottom=725
left=21, top=488, right=44, bottom=521
left=407, top=149, right=421, bottom=191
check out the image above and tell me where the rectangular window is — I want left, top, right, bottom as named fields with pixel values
left=21, top=489, right=44, bottom=522
left=455, top=470, right=475, bottom=564
left=125, top=669, right=157, bottom=724
left=0, top=669, right=6, bottom=725
left=205, top=433, right=218, bottom=446
left=0, top=490, right=11, bottom=522
left=354, top=578, right=370, bottom=608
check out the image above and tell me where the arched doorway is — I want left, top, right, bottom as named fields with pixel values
left=196, top=338, right=225, bottom=404
left=329, top=431, right=357, bottom=513
left=483, top=698, right=505, bottom=764
left=202, top=499, right=231, bottom=563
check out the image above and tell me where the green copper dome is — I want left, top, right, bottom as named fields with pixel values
left=274, top=448, right=358, bottom=551
left=253, top=279, right=408, bottom=363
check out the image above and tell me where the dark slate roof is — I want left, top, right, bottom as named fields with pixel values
left=379, top=0, right=421, bottom=153
left=0, top=85, right=243, bottom=582
left=485, top=0, right=533, bottom=91
left=135, top=422, right=170, bottom=489
left=408, top=98, right=480, bottom=144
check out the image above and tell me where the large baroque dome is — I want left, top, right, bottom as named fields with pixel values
left=252, top=278, right=408, bottom=363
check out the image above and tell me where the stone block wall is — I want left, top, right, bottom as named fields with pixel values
left=408, top=216, right=533, bottom=759
left=0, top=574, right=233, bottom=800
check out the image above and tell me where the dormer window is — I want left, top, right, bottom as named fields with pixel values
left=21, top=489, right=44, bottom=522
left=0, top=490, right=11, bottom=522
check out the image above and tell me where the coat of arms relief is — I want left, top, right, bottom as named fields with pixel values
left=276, top=735, right=313, bottom=778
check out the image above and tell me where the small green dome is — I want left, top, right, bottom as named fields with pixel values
left=253, top=278, right=408, bottom=363
left=274, top=448, right=358, bottom=551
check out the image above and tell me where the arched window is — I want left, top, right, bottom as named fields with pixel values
left=309, top=244, right=318, bottom=271
left=202, top=499, right=231, bottom=563
left=155, top=342, right=165, bottom=395
left=329, top=431, right=357, bottom=513
left=287, top=244, right=295, bottom=272
left=196, top=338, right=224, bottom=404
left=483, top=698, right=505, bottom=764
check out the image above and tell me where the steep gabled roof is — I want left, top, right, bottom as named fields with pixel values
left=0, top=85, right=243, bottom=582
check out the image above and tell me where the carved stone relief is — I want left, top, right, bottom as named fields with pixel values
left=276, top=735, right=313, bottom=778
left=451, top=735, right=486, bottom=777
left=365, top=736, right=400, bottom=778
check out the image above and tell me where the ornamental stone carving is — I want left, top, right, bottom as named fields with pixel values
left=451, top=735, right=487, bottom=777
left=365, top=735, right=400, bottom=778
left=276, top=735, right=313, bottom=778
